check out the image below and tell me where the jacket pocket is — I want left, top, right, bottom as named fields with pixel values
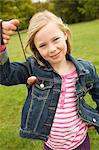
left=32, top=79, right=53, bottom=100
left=24, top=79, right=53, bottom=131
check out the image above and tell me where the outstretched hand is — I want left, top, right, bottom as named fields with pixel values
left=2, top=19, right=20, bottom=44
left=2, top=19, right=37, bottom=86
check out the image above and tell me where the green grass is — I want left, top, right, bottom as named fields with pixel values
left=0, top=20, right=99, bottom=150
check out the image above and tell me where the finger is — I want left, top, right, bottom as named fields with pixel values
left=3, top=39, right=9, bottom=44
left=27, top=76, right=37, bottom=85
left=2, top=33, right=10, bottom=40
left=88, top=125, right=95, bottom=130
left=2, top=19, right=19, bottom=31
left=9, top=19, right=20, bottom=27
left=2, top=22, right=17, bottom=31
left=3, top=29, right=15, bottom=36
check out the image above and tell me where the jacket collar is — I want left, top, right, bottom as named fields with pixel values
left=38, top=53, right=90, bottom=76
left=66, top=54, right=90, bottom=76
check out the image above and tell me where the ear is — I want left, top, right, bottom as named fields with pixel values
left=64, top=32, right=67, bottom=40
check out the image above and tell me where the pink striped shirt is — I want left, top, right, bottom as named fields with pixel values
left=46, top=70, right=88, bottom=150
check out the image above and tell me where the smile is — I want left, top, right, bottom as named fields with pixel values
left=50, top=51, right=61, bottom=59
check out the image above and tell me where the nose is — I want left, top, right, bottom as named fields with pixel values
left=48, top=43, right=56, bottom=53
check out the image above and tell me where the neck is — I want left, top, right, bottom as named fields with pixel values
left=52, top=59, right=75, bottom=76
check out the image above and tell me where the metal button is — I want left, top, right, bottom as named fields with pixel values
left=40, top=83, right=44, bottom=88
left=93, top=118, right=97, bottom=123
left=80, top=97, right=83, bottom=100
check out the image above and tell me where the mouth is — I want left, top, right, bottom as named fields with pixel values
left=50, top=51, right=61, bottom=59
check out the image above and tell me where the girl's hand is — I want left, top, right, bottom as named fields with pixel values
left=27, top=76, right=37, bottom=85
left=2, top=19, right=20, bottom=44
left=83, top=121, right=95, bottom=130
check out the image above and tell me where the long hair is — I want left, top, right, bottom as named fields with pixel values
left=26, top=10, right=72, bottom=64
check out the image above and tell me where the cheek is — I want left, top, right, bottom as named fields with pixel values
left=63, top=40, right=67, bottom=51
left=58, top=41, right=67, bottom=51
left=38, top=49, right=47, bottom=58
left=64, top=43, right=67, bottom=51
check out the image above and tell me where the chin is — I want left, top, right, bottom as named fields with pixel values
left=51, top=59, right=62, bottom=64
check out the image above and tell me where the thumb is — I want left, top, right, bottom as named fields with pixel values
left=9, top=19, right=20, bottom=27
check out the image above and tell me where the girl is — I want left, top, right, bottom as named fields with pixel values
left=0, top=10, right=99, bottom=150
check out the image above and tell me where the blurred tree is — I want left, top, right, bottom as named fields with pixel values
left=0, top=0, right=50, bottom=29
left=14, top=0, right=35, bottom=29
left=52, top=0, right=83, bottom=23
left=0, top=0, right=17, bottom=20
left=78, top=0, right=99, bottom=21
left=0, top=0, right=99, bottom=29
left=51, top=0, right=99, bottom=23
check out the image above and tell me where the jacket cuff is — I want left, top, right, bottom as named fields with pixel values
left=0, top=45, right=6, bottom=52
left=0, top=46, right=8, bottom=65
left=0, top=19, right=4, bottom=45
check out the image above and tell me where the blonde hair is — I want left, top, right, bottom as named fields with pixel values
left=26, top=10, right=72, bottom=63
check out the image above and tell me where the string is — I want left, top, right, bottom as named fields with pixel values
left=17, top=28, right=27, bottom=61
left=17, top=28, right=31, bottom=76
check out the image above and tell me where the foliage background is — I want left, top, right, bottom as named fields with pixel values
left=0, top=0, right=99, bottom=30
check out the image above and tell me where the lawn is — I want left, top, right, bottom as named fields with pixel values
left=0, top=19, right=99, bottom=150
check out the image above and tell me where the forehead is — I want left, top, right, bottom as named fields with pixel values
left=34, top=22, right=64, bottom=43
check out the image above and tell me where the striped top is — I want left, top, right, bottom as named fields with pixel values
left=46, top=70, right=88, bottom=150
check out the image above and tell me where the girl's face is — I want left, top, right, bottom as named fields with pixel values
left=34, top=22, right=67, bottom=67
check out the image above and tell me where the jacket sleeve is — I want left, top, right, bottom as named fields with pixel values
left=89, top=63, right=99, bottom=133
left=0, top=46, right=31, bottom=86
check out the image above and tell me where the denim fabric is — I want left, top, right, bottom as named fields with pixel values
left=0, top=52, right=99, bottom=141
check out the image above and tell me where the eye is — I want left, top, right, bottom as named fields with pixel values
left=53, top=37, right=60, bottom=41
left=39, top=44, right=46, bottom=48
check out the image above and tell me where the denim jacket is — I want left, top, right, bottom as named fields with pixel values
left=0, top=50, right=99, bottom=141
